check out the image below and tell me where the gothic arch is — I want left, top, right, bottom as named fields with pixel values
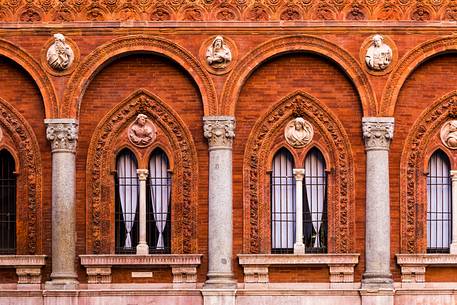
left=382, top=35, right=457, bottom=116
left=86, top=89, right=198, bottom=254
left=221, top=35, right=376, bottom=116
left=400, top=91, right=457, bottom=253
left=0, top=98, right=42, bottom=254
left=243, top=90, right=355, bottom=254
left=0, top=38, right=57, bottom=118
left=62, top=35, right=217, bottom=118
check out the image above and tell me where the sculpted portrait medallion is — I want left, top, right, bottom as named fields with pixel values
left=284, top=117, right=314, bottom=148
left=440, top=120, right=457, bottom=150
left=128, top=114, right=157, bottom=147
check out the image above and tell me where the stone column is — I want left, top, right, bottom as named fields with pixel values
left=203, top=116, right=236, bottom=290
left=293, top=169, right=305, bottom=254
left=44, top=119, right=79, bottom=290
left=136, top=169, right=149, bottom=255
left=362, top=117, right=394, bottom=290
left=450, top=170, right=457, bottom=254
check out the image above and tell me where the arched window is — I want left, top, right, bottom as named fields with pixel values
left=270, top=148, right=327, bottom=253
left=147, top=149, right=171, bottom=253
left=271, top=149, right=295, bottom=253
left=427, top=150, right=452, bottom=253
left=0, top=149, right=16, bottom=254
left=115, top=149, right=139, bottom=253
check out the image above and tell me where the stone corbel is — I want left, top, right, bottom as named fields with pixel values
left=171, top=265, right=198, bottom=288
left=0, top=255, right=46, bottom=288
left=86, top=266, right=112, bottom=284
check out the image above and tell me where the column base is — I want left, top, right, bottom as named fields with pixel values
left=293, top=242, right=305, bottom=254
left=202, top=288, right=236, bottom=305
left=45, top=276, right=78, bottom=290
left=204, top=272, right=237, bottom=289
left=360, top=288, right=394, bottom=305
left=136, top=243, right=149, bottom=255
left=362, top=272, right=393, bottom=289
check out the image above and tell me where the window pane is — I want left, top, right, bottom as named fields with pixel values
left=115, top=149, right=139, bottom=254
left=0, top=149, right=16, bottom=254
left=147, top=149, right=171, bottom=254
left=271, top=149, right=295, bottom=253
left=427, top=150, right=452, bottom=253
left=304, top=148, right=327, bottom=253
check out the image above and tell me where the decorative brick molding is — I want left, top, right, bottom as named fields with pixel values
left=86, top=89, right=198, bottom=254
left=80, top=254, right=202, bottom=287
left=0, top=0, right=456, bottom=22
left=243, top=91, right=355, bottom=254
left=0, top=255, right=46, bottom=285
left=222, top=35, right=376, bottom=117
left=400, top=92, right=457, bottom=253
left=63, top=35, right=215, bottom=118
left=396, top=254, right=457, bottom=286
left=0, top=98, right=42, bottom=255
left=238, top=254, right=359, bottom=287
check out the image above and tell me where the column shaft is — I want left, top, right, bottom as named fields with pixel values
left=136, top=169, right=149, bottom=255
left=293, top=169, right=305, bottom=254
left=450, top=170, right=457, bottom=254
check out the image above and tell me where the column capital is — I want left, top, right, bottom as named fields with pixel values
left=45, top=119, right=79, bottom=153
left=137, top=169, right=149, bottom=181
left=203, top=116, right=235, bottom=149
left=293, top=168, right=305, bottom=181
left=450, top=170, right=457, bottom=180
left=362, top=117, right=394, bottom=151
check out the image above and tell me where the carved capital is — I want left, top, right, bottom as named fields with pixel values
left=137, top=169, right=148, bottom=181
left=203, top=116, right=235, bottom=149
left=293, top=168, right=305, bottom=181
left=362, top=117, right=394, bottom=151
left=45, top=119, right=79, bottom=153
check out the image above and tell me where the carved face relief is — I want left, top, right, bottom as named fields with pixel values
left=365, top=34, right=392, bottom=71
left=46, top=33, right=74, bottom=71
left=205, top=35, right=232, bottom=69
left=284, top=117, right=314, bottom=148
left=128, top=114, right=156, bottom=147
left=440, top=120, right=457, bottom=150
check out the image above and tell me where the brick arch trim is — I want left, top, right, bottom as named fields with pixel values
left=63, top=35, right=216, bottom=118
left=221, top=35, right=376, bottom=116
left=86, top=88, right=198, bottom=254
left=382, top=35, right=457, bottom=116
left=0, top=98, right=42, bottom=254
left=243, top=90, right=355, bottom=254
left=0, top=39, right=57, bottom=118
left=400, top=91, right=457, bottom=253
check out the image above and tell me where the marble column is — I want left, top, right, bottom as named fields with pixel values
left=450, top=170, right=457, bottom=254
left=136, top=169, right=149, bottom=255
left=203, top=116, right=236, bottom=291
left=44, top=119, right=79, bottom=290
left=293, top=169, right=305, bottom=254
left=361, top=117, right=394, bottom=290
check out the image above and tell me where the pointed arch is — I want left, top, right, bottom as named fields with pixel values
left=86, top=89, right=198, bottom=254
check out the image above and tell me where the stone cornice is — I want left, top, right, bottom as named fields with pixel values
left=238, top=253, right=359, bottom=266
left=396, top=254, right=457, bottom=265
left=203, top=116, right=235, bottom=150
left=45, top=118, right=79, bottom=153
left=80, top=254, right=202, bottom=266
left=362, top=117, right=394, bottom=151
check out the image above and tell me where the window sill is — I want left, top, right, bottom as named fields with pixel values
left=79, top=254, right=202, bottom=287
left=396, top=254, right=457, bottom=287
left=237, top=253, right=359, bottom=288
left=0, top=255, right=47, bottom=287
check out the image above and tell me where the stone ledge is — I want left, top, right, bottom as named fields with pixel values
left=237, top=254, right=359, bottom=288
left=396, top=254, right=457, bottom=287
left=0, top=255, right=47, bottom=287
left=79, top=254, right=202, bottom=287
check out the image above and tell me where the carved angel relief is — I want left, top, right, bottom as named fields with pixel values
left=365, top=34, right=392, bottom=71
left=128, top=114, right=157, bottom=147
left=284, top=117, right=314, bottom=148
left=46, top=33, right=74, bottom=71
left=440, top=120, right=457, bottom=150
left=205, top=35, right=232, bottom=69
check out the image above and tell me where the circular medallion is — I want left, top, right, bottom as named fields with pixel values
left=284, top=117, right=314, bottom=148
left=440, top=120, right=457, bottom=150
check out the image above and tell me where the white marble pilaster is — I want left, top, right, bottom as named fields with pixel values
left=362, top=117, right=394, bottom=291
left=293, top=168, right=305, bottom=254
left=203, top=116, right=236, bottom=290
left=136, top=169, right=149, bottom=255
left=450, top=170, right=457, bottom=254
left=44, top=119, right=79, bottom=290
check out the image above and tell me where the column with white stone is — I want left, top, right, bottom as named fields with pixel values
left=136, top=169, right=149, bottom=255
left=450, top=170, right=457, bottom=254
left=293, top=169, right=305, bottom=254
left=362, top=117, right=394, bottom=290
left=44, top=119, right=79, bottom=289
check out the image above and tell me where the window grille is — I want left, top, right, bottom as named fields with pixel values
left=115, top=149, right=139, bottom=254
left=147, top=149, right=171, bottom=253
left=0, top=149, right=16, bottom=254
left=427, top=150, right=452, bottom=253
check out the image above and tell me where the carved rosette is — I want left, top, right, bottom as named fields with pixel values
left=203, top=116, right=235, bottom=149
left=440, top=120, right=457, bottom=150
left=45, top=119, right=79, bottom=153
left=362, top=117, right=395, bottom=151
